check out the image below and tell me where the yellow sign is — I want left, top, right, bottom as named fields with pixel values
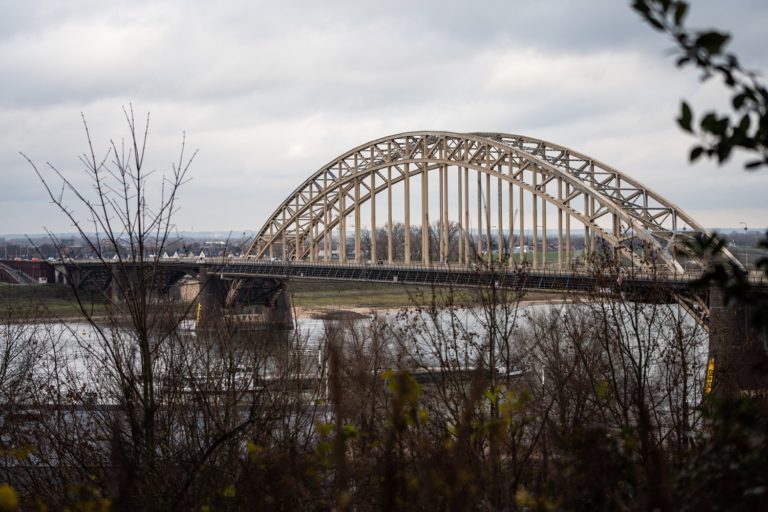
left=704, top=357, right=715, bottom=395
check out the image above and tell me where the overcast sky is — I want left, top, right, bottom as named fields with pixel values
left=1, top=0, right=766, bottom=236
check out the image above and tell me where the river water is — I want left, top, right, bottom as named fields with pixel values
left=1, top=301, right=707, bottom=401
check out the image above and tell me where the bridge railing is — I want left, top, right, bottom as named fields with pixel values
left=64, top=256, right=768, bottom=286
left=180, top=257, right=719, bottom=284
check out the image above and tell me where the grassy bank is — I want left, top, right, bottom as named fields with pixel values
left=0, top=280, right=567, bottom=321
left=0, top=283, right=110, bottom=320
left=288, top=279, right=565, bottom=308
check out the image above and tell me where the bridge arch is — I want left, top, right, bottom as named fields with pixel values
left=246, top=131, right=738, bottom=273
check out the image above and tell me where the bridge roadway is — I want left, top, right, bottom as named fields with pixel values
left=192, top=258, right=697, bottom=296
left=56, top=257, right=768, bottom=333
left=59, top=257, right=726, bottom=300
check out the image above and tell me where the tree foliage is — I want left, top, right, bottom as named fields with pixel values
left=633, top=0, right=768, bottom=169
left=633, top=0, right=768, bottom=329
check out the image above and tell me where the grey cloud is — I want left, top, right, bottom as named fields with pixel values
left=1, top=0, right=767, bottom=234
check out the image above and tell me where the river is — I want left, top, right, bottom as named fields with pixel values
left=1, top=300, right=707, bottom=403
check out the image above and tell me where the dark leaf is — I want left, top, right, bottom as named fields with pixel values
left=677, top=101, right=693, bottom=131
left=648, top=17, right=665, bottom=30
left=700, top=112, right=718, bottom=132
left=738, top=114, right=751, bottom=134
left=714, top=118, right=730, bottom=135
left=673, top=2, right=688, bottom=25
left=716, top=142, right=732, bottom=162
left=690, top=146, right=704, bottom=162
left=694, top=31, right=730, bottom=55
left=745, top=159, right=765, bottom=169
left=631, top=0, right=651, bottom=15
left=732, top=93, right=747, bottom=110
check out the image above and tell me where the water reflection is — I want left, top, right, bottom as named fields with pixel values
left=2, top=301, right=707, bottom=405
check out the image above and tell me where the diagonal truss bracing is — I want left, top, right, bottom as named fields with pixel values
left=246, top=131, right=740, bottom=274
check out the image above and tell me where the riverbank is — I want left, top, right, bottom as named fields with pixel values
left=1, top=280, right=569, bottom=323
left=289, top=279, right=566, bottom=309
left=0, top=284, right=109, bottom=321
left=293, top=296, right=574, bottom=322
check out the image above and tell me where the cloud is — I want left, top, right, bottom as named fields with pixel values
left=485, top=48, right=673, bottom=103
left=1, top=0, right=767, bottom=235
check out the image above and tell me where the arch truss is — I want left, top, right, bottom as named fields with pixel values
left=246, top=131, right=739, bottom=274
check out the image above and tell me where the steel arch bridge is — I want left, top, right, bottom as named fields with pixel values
left=245, top=131, right=740, bottom=274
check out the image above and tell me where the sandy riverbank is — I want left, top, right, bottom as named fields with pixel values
left=293, top=306, right=396, bottom=321
left=293, top=297, right=573, bottom=321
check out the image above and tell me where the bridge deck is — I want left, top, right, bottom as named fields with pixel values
left=65, top=258, right=728, bottom=292
left=207, top=259, right=690, bottom=294
left=56, top=257, right=767, bottom=300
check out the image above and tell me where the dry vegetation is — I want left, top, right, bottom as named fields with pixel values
left=2, top=268, right=767, bottom=511
left=3, top=105, right=765, bottom=511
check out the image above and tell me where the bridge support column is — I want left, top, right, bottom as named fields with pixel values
left=708, top=287, right=768, bottom=400
left=497, top=175, right=503, bottom=264
left=198, top=273, right=294, bottom=331
left=404, top=163, right=411, bottom=264
left=477, top=170, right=483, bottom=259
left=519, top=185, right=524, bottom=264
left=197, top=269, right=227, bottom=328
left=108, top=269, right=121, bottom=303
left=532, top=176, right=538, bottom=269
left=421, top=162, right=430, bottom=266
left=55, top=266, right=69, bottom=285
left=387, top=165, right=393, bottom=263
left=266, top=287, right=294, bottom=330
left=485, top=173, right=491, bottom=264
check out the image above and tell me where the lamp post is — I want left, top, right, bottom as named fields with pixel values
left=739, top=221, right=748, bottom=270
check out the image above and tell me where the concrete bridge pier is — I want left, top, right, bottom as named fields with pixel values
left=265, top=286, right=294, bottom=330
left=197, top=270, right=294, bottom=330
left=234, top=277, right=294, bottom=330
left=108, top=269, right=121, bottom=303
left=54, top=267, right=68, bottom=285
left=197, top=269, right=228, bottom=328
left=708, top=287, right=768, bottom=400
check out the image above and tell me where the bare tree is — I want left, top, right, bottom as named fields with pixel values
left=18, top=108, right=328, bottom=510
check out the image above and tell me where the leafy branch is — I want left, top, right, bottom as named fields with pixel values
left=633, top=0, right=768, bottom=169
